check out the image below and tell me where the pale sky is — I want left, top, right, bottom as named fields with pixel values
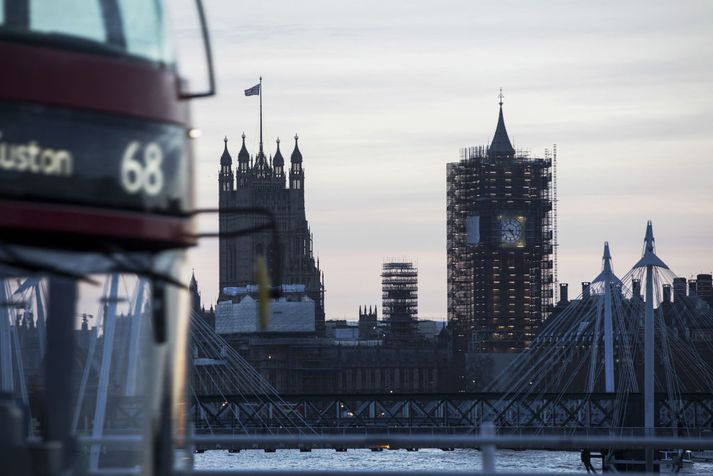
left=182, top=0, right=713, bottom=319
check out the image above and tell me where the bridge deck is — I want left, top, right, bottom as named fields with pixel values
left=191, top=392, right=713, bottom=438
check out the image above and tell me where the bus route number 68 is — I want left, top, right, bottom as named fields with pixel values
left=120, top=141, right=164, bottom=196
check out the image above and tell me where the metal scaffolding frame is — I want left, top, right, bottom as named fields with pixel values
left=381, top=262, right=418, bottom=343
left=447, top=145, right=554, bottom=358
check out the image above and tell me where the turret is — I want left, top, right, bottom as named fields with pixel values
left=237, top=132, right=250, bottom=186
left=190, top=270, right=201, bottom=313
left=290, top=133, right=304, bottom=190
left=273, top=137, right=285, bottom=180
left=219, top=136, right=234, bottom=193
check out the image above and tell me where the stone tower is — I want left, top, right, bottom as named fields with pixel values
left=218, top=133, right=325, bottom=334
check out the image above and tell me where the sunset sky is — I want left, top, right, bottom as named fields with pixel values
left=182, top=0, right=713, bottom=318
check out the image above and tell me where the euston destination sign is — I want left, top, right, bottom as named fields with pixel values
left=0, top=102, right=191, bottom=214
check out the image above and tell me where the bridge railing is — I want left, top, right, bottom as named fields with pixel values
left=191, top=425, right=713, bottom=440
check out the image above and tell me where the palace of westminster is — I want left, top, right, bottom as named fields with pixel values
left=192, top=96, right=713, bottom=395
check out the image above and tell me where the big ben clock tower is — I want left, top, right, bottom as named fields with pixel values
left=447, top=91, right=555, bottom=386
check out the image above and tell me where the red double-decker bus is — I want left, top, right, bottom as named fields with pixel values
left=0, top=2, right=214, bottom=474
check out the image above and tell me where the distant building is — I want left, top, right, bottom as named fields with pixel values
left=673, top=277, right=687, bottom=300
left=381, top=261, right=418, bottom=343
left=446, top=93, right=554, bottom=387
left=191, top=274, right=455, bottom=395
left=554, top=282, right=569, bottom=309
left=190, top=271, right=215, bottom=328
left=689, top=279, right=697, bottom=297
left=358, top=305, right=379, bottom=340
left=218, top=133, right=325, bottom=333
left=197, top=333, right=453, bottom=395
left=696, top=274, right=713, bottom=306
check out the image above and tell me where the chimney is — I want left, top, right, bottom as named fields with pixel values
left=662, top=284, right=671, bottom=303
left=559, top=283, right=569, bottom=304
left=696, top=274, right=713, bottom=300
left=581, top=282, right=591, bottom=299
left=689, top=279, right=697, bottom=296
left=632, top=279, right=641, bottom=298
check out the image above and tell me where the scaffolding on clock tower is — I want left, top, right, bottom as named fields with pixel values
left=446, top=91, right=555, bottom=388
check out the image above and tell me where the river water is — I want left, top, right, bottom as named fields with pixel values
left=194, top=448, right=713, bottom=473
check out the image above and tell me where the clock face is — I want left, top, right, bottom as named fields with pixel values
left=501, top=217, right=522, bottom=244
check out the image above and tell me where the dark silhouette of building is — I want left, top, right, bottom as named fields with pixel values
left=381, top=261, right=418, bottom=343
left=673, top=277, right=687, bottom=300
left=696, top=274, right=713, bottom=305
left=446, top=92, right=554, bottom=387
left=559, top=282, right=569, bottom=304
left=190, top=271, right=215, bottom=328
left=190, top=270, right=202, bottom=312
left=358, top=305, right=379, bottom=340
left=689, top=279, right=697, bottom=296
left=218, top=134, right=325, bottom=333
left=197, top=333, right=452, bottom=395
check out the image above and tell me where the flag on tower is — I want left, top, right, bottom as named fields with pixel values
left=244, top=84, right=260, bottom=96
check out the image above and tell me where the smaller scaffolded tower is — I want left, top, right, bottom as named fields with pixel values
left=382, top=261, right=418, bottom=344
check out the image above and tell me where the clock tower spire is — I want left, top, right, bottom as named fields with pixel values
left=489, top=88, right=516, bottom=158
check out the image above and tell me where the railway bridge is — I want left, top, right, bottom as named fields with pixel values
left=191, top=392, right=713, bottom=439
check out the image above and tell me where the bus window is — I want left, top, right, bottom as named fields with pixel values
left=2, top=0, right=174, bottom=64
left=31, top=1, right=105, bottom=45
left=118, top=0, right=172, bottom=64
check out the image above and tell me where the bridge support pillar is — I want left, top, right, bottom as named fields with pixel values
left=481, top=421, right=496, bottom=473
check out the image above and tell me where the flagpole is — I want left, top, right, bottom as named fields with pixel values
left=259, top=76, right=263, bottom=156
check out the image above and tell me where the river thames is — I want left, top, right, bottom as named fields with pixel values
left=195, top=448, right=713, bottom=473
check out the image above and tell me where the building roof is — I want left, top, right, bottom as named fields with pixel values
left=488, top=95, right=516, bottom=158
